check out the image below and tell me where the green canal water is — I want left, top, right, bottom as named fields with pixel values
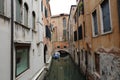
left=44, top=55, right=86, bottom=80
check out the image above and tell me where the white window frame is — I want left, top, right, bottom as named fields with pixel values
left=91, top=9, right=99, bottom=37
left=99, top=0, right=113, bottom=35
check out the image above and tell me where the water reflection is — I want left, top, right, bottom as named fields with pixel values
left=44, top=53, right=85, bottom=80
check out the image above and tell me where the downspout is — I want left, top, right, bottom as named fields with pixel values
left=11, top=0, right=14, bottom=79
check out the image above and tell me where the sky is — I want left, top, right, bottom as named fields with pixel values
left=50, top=0, right=76, bottom=16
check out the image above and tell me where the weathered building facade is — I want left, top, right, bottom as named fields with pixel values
left=0, top=0, right=49, bottom=80
left=71, top=0, right=120, bottom=80
left=68, top=5, right=77, bottom=59
left=42, top=0, right=52, bottom=63
left=51, top=14, right=69, bottom=52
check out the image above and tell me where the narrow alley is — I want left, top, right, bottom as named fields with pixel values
left=0, top=0, right=120, bottom=80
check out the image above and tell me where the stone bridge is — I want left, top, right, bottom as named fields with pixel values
left=53, top=48, right=69, bottom=54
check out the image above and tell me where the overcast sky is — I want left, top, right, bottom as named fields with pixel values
left=50, top=0, right=76, bottom=16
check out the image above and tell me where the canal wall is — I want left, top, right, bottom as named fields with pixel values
left=87, top=51, right=120, bottom=80
left=99, top=53, right=120, bottom=80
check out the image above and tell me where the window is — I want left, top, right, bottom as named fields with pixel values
left=81, top=50, right=83, bottom=61
left=32, top=11, right=35, bottom=30
left=95, top=53, right=100, bottom=74
left=41, top=1, right=43, bottom=12
left=78, top=0, right=84, bottom=15
left=118, top=0, right=120, bottom=26
left=63, top=18, right=66, bottom=29
left=46, top=25, right=51, bottom=40
left=46, top=0, right=49, bottom=3
left=24, top=3, right=28, bottom=26
left=74, top=15, right=77, bottom=23
left=83, top=21, right=86, bottom=37
left=16, top=0, right=22, bottom=23
left=74, top=31, right=77, bottom=41
left=100, top=0, right=111, bottom=33
left=45, top=7, right=47, bottom=18
left=64, top=46, right=67, bottom=48
left=15, top=44, right=30, bottom=76
left=0, top=0, right=4, bottom=15
left=92, top=10, right=98, bottom=36
left=78, top=25, right=83, bottom=40
left=57, top=46, right=60, bottom=48
left=63, top=30, right=66, bottom=40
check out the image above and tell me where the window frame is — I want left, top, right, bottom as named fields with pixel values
left=99, top=0, right=112, bottom=35
left=15, top=43, right=30, bottom=77
left=92, top=9, right=99, bottom=37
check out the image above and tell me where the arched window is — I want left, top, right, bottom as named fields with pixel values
left=32, top=11, right=36, bottom=30
left=16, top=0, right=22, bottom=23
left=63, top=18, right=66, bottom=29
left=24, top=3, right=28, bottom=26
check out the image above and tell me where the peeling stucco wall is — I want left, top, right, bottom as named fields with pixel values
left=100, top=53, right=120, bottom=80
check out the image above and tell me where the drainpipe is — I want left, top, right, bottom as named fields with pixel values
left=11, top=0, right=14, bottom=80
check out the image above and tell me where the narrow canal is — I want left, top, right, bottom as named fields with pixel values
left=44, top=51, right=86, bottom=80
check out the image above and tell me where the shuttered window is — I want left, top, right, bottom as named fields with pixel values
left=101, top=0, right=111, bottom=32
left=0, top=0, right=4, bottom=15
left=92, top=10, right=98, bottom=35
left=16, top=0, right=22, bottom=23
left=24, top=3, right=28, bottom=27
left=74, top=31, right=77, bottom=41
left=78, top=25, right=83, bottom=40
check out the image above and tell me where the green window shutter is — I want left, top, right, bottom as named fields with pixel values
left=0, top=0, right=4, bottom=15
